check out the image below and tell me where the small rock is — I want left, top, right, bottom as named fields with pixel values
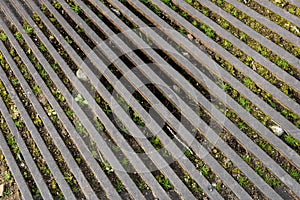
left=270, top=125, right=284, bottom=136
left=0, top=184, right=4, bottom=197
left=182, top=52, right=190, bottom=58
left=76, top=69, right=88, bottom=81
left=111, top=8, right=120, bottom=16
left=173, top=85, right=180, bottom=93
left=187, top=33, right=193, bottom=40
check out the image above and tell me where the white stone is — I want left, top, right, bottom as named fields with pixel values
left=173, top=85, right=180, bottom=93
left=0, top=184, right=4, bottom=197
left=111, top=8, right=120, bottom=16
left=270, top=125, right=284, bottom=136
left=182, top=52, right=190, bottom=58
left=76, top=69, right=88, bottom=81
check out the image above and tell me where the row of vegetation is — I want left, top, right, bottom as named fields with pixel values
left=107, top=0, right=299, bottom=197
left=0, top=0, right=299, bottom=198
left=269, top=0, right=300, bottom=18
left=50, top=1, right=221, bottom=198
left=236, top=0, right=300, bottom=37
left=127, top=0, right=300, bottom=148
left=56, top=0, right=300, bottom=198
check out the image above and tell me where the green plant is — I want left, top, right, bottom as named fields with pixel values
left=223, top=40, right=232, bottom=48
left=4, top=171, right=11, bottom=181
left=102, top=162, right=114, bottom=174
left=240, top=33, right=247, bottom=41
left=47, top=108, right=56, bottom=117
left=23, top=25, right=33, bottom=35
left=75, top=122, right=87, bottom=135
left=288, top=7, right=296, bottom=14
left=32, top=85, right=41, bottom=95
left=70, top=4, right=82, bottom=14
left=3, top=188, right=10, bottom=197
left=137, top=180, right=148, bottom=190
left=133, top=112, right=145, bottom=126
left=221, top=82, right=231, bottom=91
left=114, top=179, right=125, bottom=193
left=9, top=49, right=15, bottom=56
left=238, top=96, right=248, bottom=107
left=284, top=134, right=299, bottom=147
left=201, top=9, right=209, bottom=16
left=41, top=5, right=47, bottom=12
left=244, top=77, right=254, bottom=89
left=180, top=12, right=188, bottom=18
left=205, top=29, right=215, bottom=38
left=178, top=27, right=187, bottom=34
left=191, top=20, right=197, bottom=26
left=64, top=172, right=74, bottom=183
left=276, top=59, right=289, bottom=70
left=237, top=177, right=248, bottom=187
left=14, top=32, right=23, bottom=42
left=53, top=1, right=61, bottom=9
left=290, top=169, right=299, bottom=180
left=200, top=165, right=210, bottom=176
left=217, top=0, right=223, bottom=5
left=221, top=22, right=230, bottom=29
left=65, top=109, right=74, bottom=118
left=121, top=158, right=128, bottom=166
left=156, top=175, right=174, bottom=190
left=65, top=36, right=73, bottom=44
left=237, top=121, right=247, bottom=131
left=0, top=32, right=7, bottom=41
left=95, top=120, right=104, bottom=131
left=255, top=166, right=265, bottom=176
left=75, top=25, right=85, bottom=33
left=150, top=136, right=161, bottom=149
left=38, top=45, right=47, bottom=52
left=75, top=94, right=88, bottom=106
left=102, top=102, right=112, bottom=115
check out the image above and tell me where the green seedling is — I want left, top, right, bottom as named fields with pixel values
left=221, top=22, right=230, bottom=29
left=137, top=180, right=148, bottom=190
left=32, top=85, right=41, bottom=95
left=102, top=162, right=114, bottom=174
left=133, top=112, right=145, bottom=126
left=200, top=165, right=210, bottom=176
left=191, top=20, right=197, bottom=26
left=38, top=45, right=47, bottom=52
left=284, top=134, right=299, bottom=147
left=221, top=83, right=231, bottom=91
left=237, top=177, right=248, bottom=187
left=4, top=171, right=11, bottom=181
left=223, top=40, right=232, bottom=48
left=53, top=1, right=61, bottom=9
left=75, top=94, right=88, bottom=106
left=65, top=36, right=73, bottom=44
left=94, top=120, right=104, bottom=131
left=217, top=0, right=223, bottom=5
left=237, top=121, right=247, bottom=131
left=47, top=108, right=57, bottom=117
left=114, top=179, right=125, bottom=193
left=150, top=136, right=161, bottom=149
left=23, top=25, right=33, bottom=35
left=70, top=4, right=82, bottom=14
left=156, top=175, right=174, bottom=190
left=0, top=32, right=7, bottom=41
left=14, top=32, right=23, bottom=42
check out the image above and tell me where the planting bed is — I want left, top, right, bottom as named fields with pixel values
left=0, top=0, right=299, bottom=199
